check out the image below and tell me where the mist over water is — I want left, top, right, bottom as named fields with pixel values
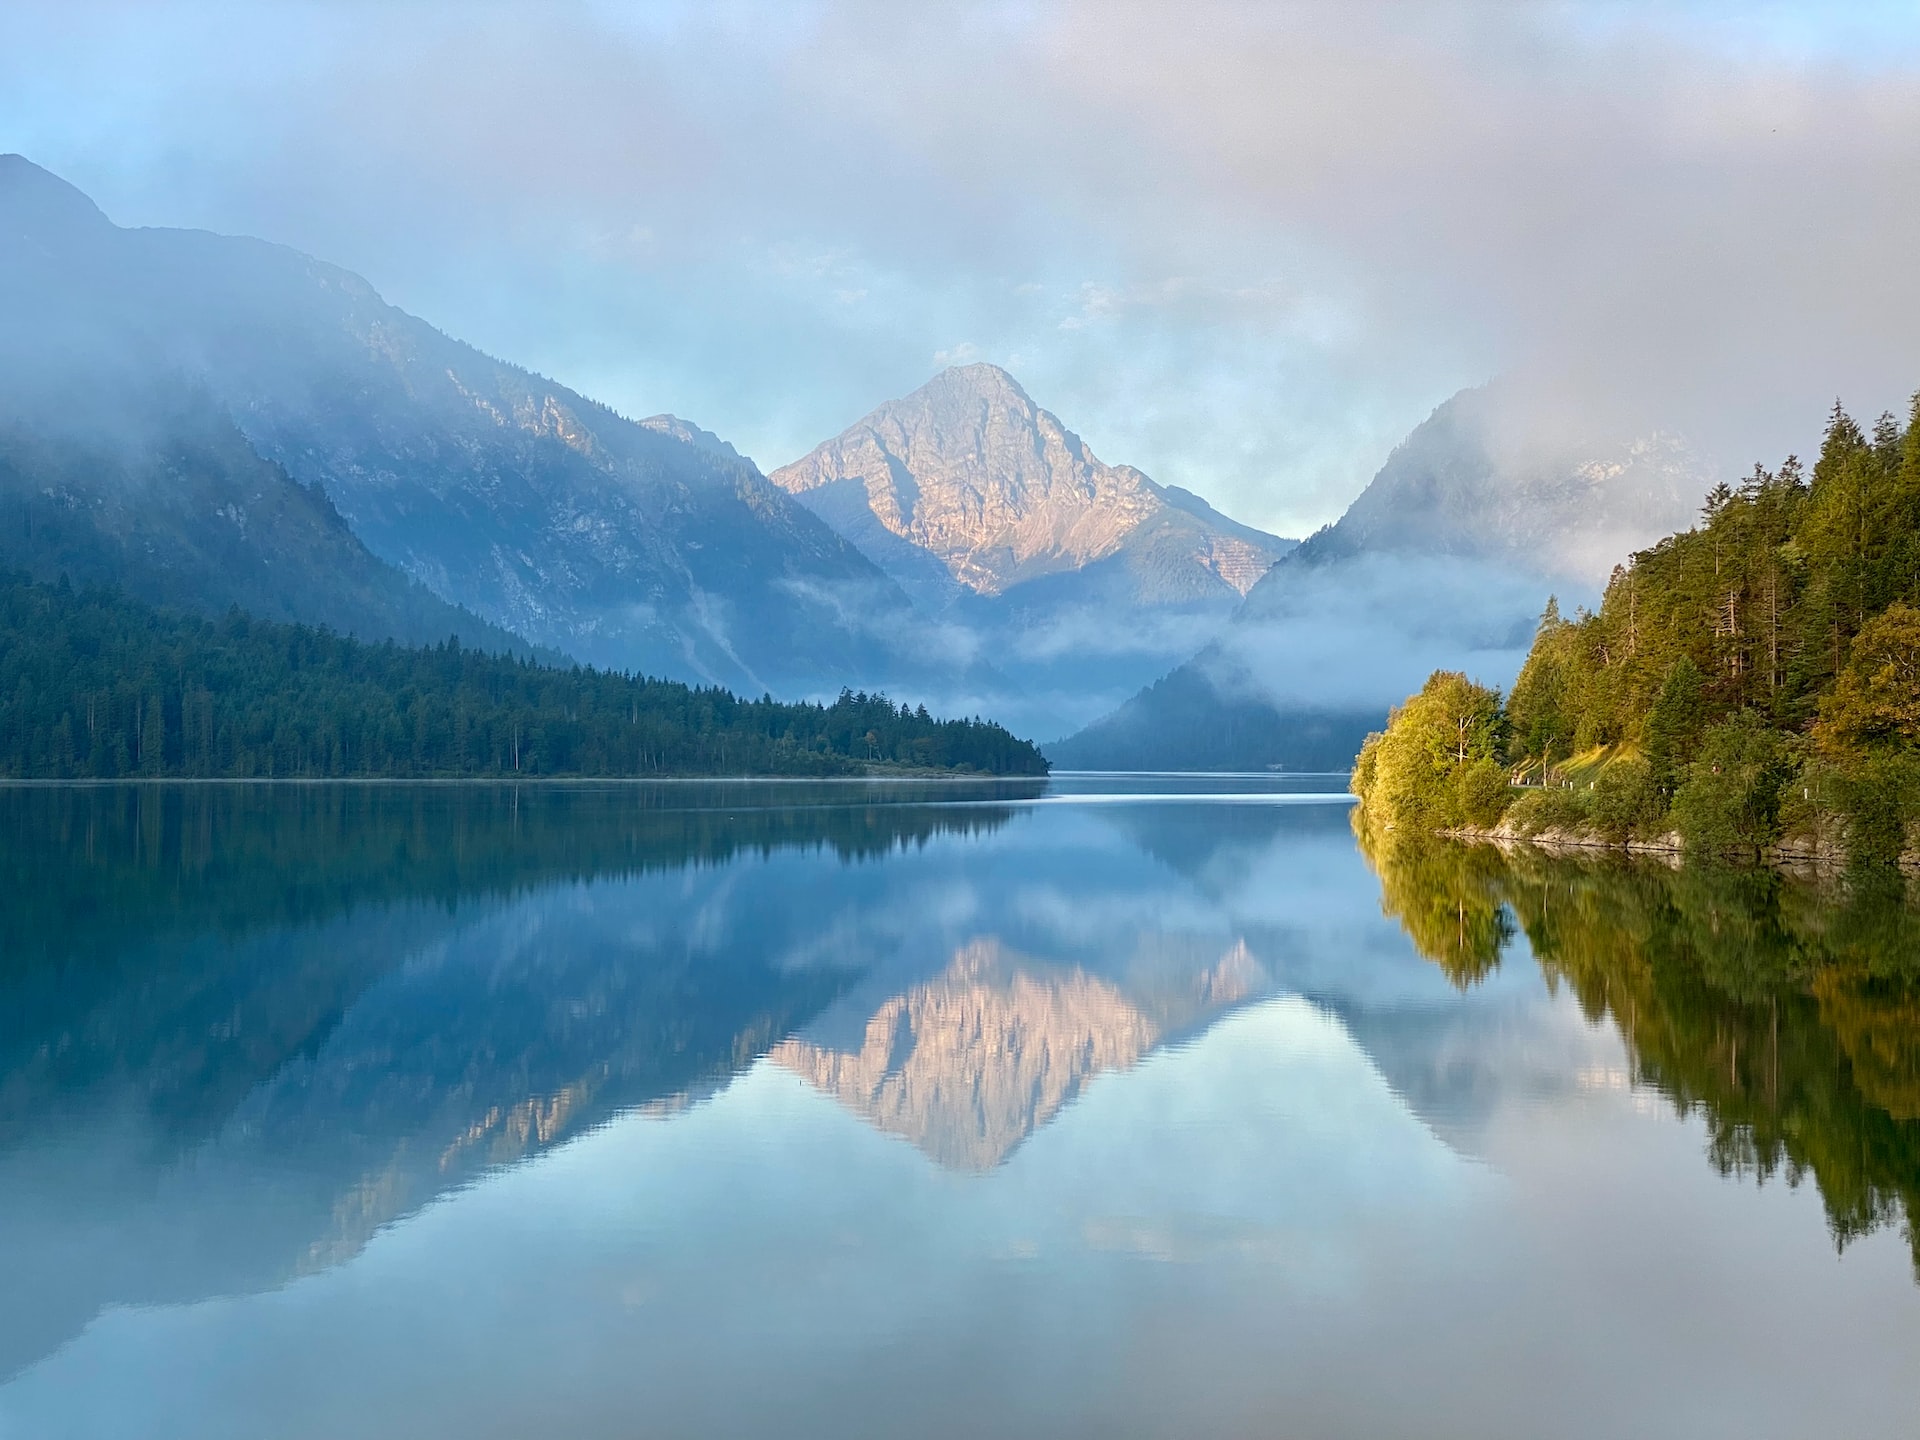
left=1202, top=551, right=1563, bottom=713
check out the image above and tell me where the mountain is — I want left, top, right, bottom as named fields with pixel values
left=1050, top=384, right=1709, bottom=770
left=770, top=364, right=1294, bottom=734
left=0, top=154, right=948, bottom=696
left=0, top=386, right=534, bottom=655
left=771, top=933, right=1264, bottom=1171
left=1295, top=385, right=1704, bottom=579
left=0, top=163, right=531, bottom=653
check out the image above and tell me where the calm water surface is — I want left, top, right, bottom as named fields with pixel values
left=2, top=776, right=1917, bottom=1438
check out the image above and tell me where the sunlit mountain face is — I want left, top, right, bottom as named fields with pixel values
left=771, top=364, right=1297, bottom=739
left=5, top=779, right=1920, bottom=1440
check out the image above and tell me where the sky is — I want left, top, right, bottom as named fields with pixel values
left=6, top=0, right=1920, bottom=537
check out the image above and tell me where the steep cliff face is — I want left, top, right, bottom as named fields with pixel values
left=1051, top=384, right=1711, bottom=770
left=0, top=154, right=947, bottom=696
left=772, top=364, right=1288, bottom=605
left=773, top=935, right=1263, bottom=1170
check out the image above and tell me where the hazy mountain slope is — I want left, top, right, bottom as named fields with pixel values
left=1287, top=385, right=1702, bottom=580
left=0, top=154, right=940, bottom=695
left=1051, top=385, right=1707, bottom=770
left=769, top=364, right=1294, bottom=733
left=0, top=167, right=532, bottom=652
left=0, top=393, right=535, bottom=654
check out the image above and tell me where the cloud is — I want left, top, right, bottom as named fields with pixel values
left=4, top=1, right=1920, bottom=536
left=1202, top=553, right=1574, bottom=713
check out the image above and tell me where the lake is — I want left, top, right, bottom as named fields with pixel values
left=2, top=776, right=1917, bottom=1439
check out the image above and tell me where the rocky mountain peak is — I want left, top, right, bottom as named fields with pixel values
left=770, top=365, right=1287, bottom=600
left=922, top=359, right=1035, bottom=408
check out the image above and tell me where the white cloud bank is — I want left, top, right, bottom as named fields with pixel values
left=4, top=1, right=1920, bottom=536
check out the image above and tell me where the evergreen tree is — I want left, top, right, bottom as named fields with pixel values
left=1360, top=390, right=1920, bottom=866
left=0, top=576, right=1050, bottom=779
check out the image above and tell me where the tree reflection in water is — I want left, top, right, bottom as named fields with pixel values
left=1358, top=814, right=1920, bottom=1278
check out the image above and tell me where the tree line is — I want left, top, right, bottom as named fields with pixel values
left=0, top=574, right=1049, bottom=779
left=1353, top=392, right=1920, bottom=865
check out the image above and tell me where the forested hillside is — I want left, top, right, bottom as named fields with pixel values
left=0, top=577, right=1047, bottom=779
left=1354, top=394, right=1920, bottom=865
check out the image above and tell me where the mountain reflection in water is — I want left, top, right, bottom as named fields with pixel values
left=3, top=778, right=1920, bottom=1440
left=773, top=935, right=1264, bottom=1171
left=1, top=781, right=1040, bottom=1378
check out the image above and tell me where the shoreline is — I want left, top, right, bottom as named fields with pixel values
left=0, top=770, right=1050, bottom=788
left=1429, top=820, right=1917, bottom=877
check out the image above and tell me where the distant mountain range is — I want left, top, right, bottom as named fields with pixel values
left=0, top=156, right=1298, bottom=726
left=1051, top=384, right=1709, bottom=770
left=1, top=153, right=1715, bottom=757
left=771, top=364, right=1295, bottom=735
left=0, top=154, right=949, bottom=695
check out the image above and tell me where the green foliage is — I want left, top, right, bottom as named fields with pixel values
left=1453, top=757, right=1513, bottom=828
left=1833, top=753, right=1920, bottom=871
left=1456, top=390, right=1920, bottom=861
left=1506, top=597, right=1576, bottom=766
left=1671, top=711, right=1789, bottom=856
left=1778, top=752, right=1849, bottom=855
left=1816, top=600, right=1920, bottom=749
left=1644, top=655, right=1707, bottom=789
left=1588, top=755, right=1663, bottom=842
left=1506, top=786, right=1591, bottom=837
left=1350, top=670, right=1506, bottom=830
left=1350, top=730, right=1381, bottom=801
left=0, top=575, right=1048, bottom=778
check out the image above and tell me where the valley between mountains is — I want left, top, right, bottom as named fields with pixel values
left=0, top=152, right=1707, bottom=773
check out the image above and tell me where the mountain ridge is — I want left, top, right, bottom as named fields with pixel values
left=1050, top=384, right=1709, bottom=769
left=0, top=154, right=961, bottom=698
